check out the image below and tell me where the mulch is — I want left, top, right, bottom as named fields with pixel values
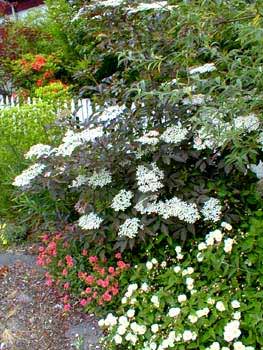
left=0, top=249, right=101, bottom=350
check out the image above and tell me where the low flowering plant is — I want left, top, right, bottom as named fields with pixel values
left=99, top=217, right=263, bottom=349
left=37, top=231, right=130, bottom=313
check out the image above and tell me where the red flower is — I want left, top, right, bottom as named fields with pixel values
left=36, top=79, right=43, bottom=87
left=31, top=55, right=46, bottom=71
left=43, top=70, right=53, bottom=79
left=82, top=249, right=88, bottom=256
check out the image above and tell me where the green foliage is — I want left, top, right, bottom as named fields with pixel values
left=0, top=222, right=27, bottom=247
left=0, top=100, right=65, bottom=218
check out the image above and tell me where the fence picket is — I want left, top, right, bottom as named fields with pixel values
left=0, top=95, right=93, bottom=123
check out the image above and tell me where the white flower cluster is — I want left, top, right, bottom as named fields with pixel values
left=233, top=114, right=260, bottom=132
left=137, top=131, right=160, bottom=145
left=69, top=175, right=88, bottom=188
left=160, top=124, right=188, bottom=144
left=193, top=126, right=218, bottom=150
left=250, top=160, right=263, bottom=179
left=135, top=195, right=200, bottom=224
left=56, top=127, right=103, bottom=157
left=78, top=212, right=103, bottom=230
left=111, top=189, right=133, bottom=211
left=118, top=218, right=143, bottom=239
left=24, top=144, right=52, bottom=159
left=136, top=163, right=164, bottom=192
left=97, top=104, right=126, bottom=122
left=87, top=169, right=112, bottom=188
left=201, top=197, right=222, bottom=222
left=127, top=2, right=174, bottom=15
left=157, top=197, right=200, bottom=223
left=13, top=163, right=46, bottom=187
left=189, top=63, right=216, bottom=75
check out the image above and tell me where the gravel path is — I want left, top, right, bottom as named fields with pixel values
left=0, top=250, right=102, bottom=350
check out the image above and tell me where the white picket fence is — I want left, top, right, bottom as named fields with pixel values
left=0, top=94, right=93, bottom=124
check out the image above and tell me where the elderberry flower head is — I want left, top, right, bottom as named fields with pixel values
left=25, top=144, right=52, bottom=159
left=111, top=190, right=133, bottom=211
left=201, top=198, right=222, bottom=222
left=78, top=212, right=103, bottom=230
left=160, top=124, right=188, bottom=144
left=88, top=169, right=112, bottom=188
left=118, top=218, right=143, bottom=239
left=13, top=163, right=46, bottom=187
left=136, top=163, right=164, bottom=193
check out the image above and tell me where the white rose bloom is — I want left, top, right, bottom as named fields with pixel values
left=161, top=261, right=167, bottom=268
left=151, top=258, right=158, bottom=265
left=216, top=301, right=226, bottom=312
left=141, top=282, right=149, bottom=292
left=222, top=348, right=230, bottom=350
left=104, top=313, right=117, bottom=327
left=150, top=343, right=157, bottom=350
left=233, top=342, right=246, bottom=350
left=197, top=252, right=204, bottom=262
left=211, top=229, right=223, bottom=242
left=186, top=277, right=194, bottom=286
left=119, top=316, right=129, bottom=327
left=224, top=238, right=234, bottom=253
left=114, top=334, right=123, bottom=344
left=151, top=295, right=160, bottom=307
left=127, top=309, right=135, bottom=318
left=174, top=266, right=181, bottom=273
left=182, top=330, right=193, bottom=342
left=221, top=222, right=232, bottom=231
left=121, top=297, right=127, bottom=304
left=146, top=261, right=153, bottom=270
left=98, top=319, right=105, bottom=327
left=233, top=311, right=241, bottom=320
left=210, top=342, right=220, bottom=350
left=223, top=320, right=241, bottom=342
left=168, top=307, right=181, bottom=317
left=198, top=242, right=207, bottom=250
left=178, top=294, right=187, bottom=303
left=188, top=314, right=198, bottom=323
left=231, top=300, right=241, bottom=309
left=117, top=325, right=127, bottom=335
left=151, top=324, right=159, bottom=333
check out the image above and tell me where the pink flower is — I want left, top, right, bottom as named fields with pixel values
left=102, top=292, right=112, bottom=302
left=41, top=234, right=49, bottom=242
left=85, top=287, right=92, bottom=294
left=86, top=275, right=94, bottom=284
left=80, top=299, right=87, bottom=307
left=45, top=278, right=52, bottom=286
left=111, top=286, right=119, bottom=296
left=108, top=266, right=115, bottom=274
left=36, top=256, right=45, bottom=266
left=93, top=291, right=97, bottom=299
left=89, top=256, right=98, bottom=264
left=63, top=295, right=69, bottom=303
left=62, top=269, right=68, bottom=276
left=115, top=252, right=122, bottom=260
left=65, top=255, right=74, bottom=268
left=82, top=249, right=88, bottom=256
left=117, top=261, right=127, bottom=269
left=38, top=246, right=45, bottom=253
left=63, top=282, right=70, bottom=290
left=64, top=303, right=71, bottom=312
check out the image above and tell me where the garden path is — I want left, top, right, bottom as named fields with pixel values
left=0, top=247, right=102, bottom=350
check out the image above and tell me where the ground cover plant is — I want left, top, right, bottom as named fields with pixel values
left=4, top=0, right=263, bottom=349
